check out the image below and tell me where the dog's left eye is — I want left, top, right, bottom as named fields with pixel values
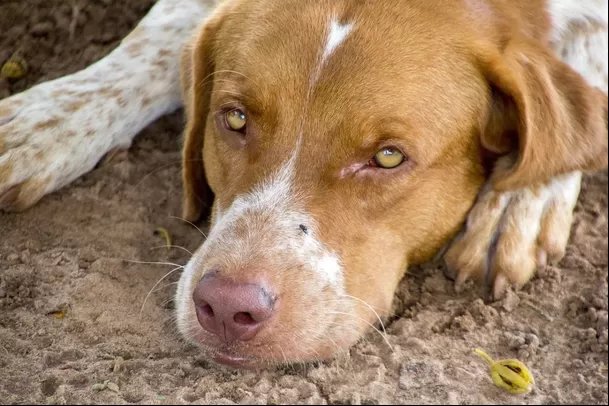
left=224, top=109, right=247, bottom=132
left=372, top=147, right=405, bottom=169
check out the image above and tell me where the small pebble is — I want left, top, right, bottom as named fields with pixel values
left=91, top=383, right=106, bottom=392
left=106, top=382, right=119, bottom=393
left=30, top=21, right=55, bottom=36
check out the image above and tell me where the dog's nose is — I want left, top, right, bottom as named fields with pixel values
left=192, top=274, right=275, bottom=342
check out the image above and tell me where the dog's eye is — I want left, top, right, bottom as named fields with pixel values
left=373, top=147, right=405, bottom=169
left=225, top=109, right=247, bottom=132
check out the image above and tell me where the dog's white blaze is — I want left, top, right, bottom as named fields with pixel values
left=322, top=20, right=354, bottom=63
left=310, top=18, right=354, bottom=88
left=221, top=154, right=343, bottom=289
left=175, top=153, right=345, bottom=328
left=227, top=152, right=297, bottom=219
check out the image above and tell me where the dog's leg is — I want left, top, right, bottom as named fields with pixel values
left=444, top=17, right=608, bottom=299
left=0, top=0, right=215, bottom=211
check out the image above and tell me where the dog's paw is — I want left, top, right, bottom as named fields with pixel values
left=444, top=166, right=582, bottom=299
left=0, top=74, right=135, bottom=212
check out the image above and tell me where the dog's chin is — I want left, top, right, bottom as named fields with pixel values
left=199, top=342, right=338, bottom=370
left=210, top=349, right=267, bottom=370
left=186, top=337, right=271, bottom=369
left=185, top=330, right=343, bottom=370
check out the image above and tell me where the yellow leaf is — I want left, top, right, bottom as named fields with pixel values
left=474, top=348, right=534, bottom=394
left=1, top=57, right=27, bottom=79
left=154, top=227, right=172, bottom=249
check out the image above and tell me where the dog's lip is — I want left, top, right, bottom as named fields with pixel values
left=211, top=350, right=258, bottom=369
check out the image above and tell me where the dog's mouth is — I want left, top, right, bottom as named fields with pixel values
left=211, top=350, right=257, bottom=368
left=204, top=342, right=279, bottom=369
left=191, top=333, right=274, bottom=369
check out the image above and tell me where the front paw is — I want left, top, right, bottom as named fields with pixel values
left=0, top=94, right=54, bottom=211
left=0, top=75, right=129, bottom=212
left=444, top=169, right=582, bottom=299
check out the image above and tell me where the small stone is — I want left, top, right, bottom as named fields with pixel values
left=106, top=382, right=119, bottom=393
left=20, top=250, right=31, bottom=264
left=500, top=289, right=521, bottom=313
left=30, top=21, right=55, bottom=36
left=40, top=376, right=59, bottom=396
left=112, top=356, right=124, bottom=373
left=399, top=361, right=447, bottom=390
left=91, top=383, right=106, bottom=392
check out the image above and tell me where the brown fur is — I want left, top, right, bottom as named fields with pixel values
left=179, top=0, right=608, bottom=365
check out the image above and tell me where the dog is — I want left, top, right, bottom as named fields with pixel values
left=0, top=0, right=607, bottom=369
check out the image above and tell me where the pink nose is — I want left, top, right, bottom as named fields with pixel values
left=192, top=274, right=276, bottom=342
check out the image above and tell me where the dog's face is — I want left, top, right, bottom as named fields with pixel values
left=176, top=0, right=608, bottom=368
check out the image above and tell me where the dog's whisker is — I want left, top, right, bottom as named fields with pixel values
left=124, top=259, right=184, bottom=268
left=129, top=157, right=205, bottom=193
left=158, top=297, right=176, bottom=309
left=274, top=342, right=289, bottom=367
left=150, top=244, right=194, bottom=256
left=130, top=160, right=182, bottom=191
left=197, top=69, right=251, bottom=87
left=168, top=215, right=208, bottom=239
left=320, top=332, right=346, bottom=359
left=140, top=266, right=183, bottom=318
left=210, top=89, right=244, bottom=97
left=197, top=78, right=244, bottom=90
left=337, top=293, right=389, bottom=335
left=152, top=281, right=179, bottom=294
left=326, top=311, right=394, bottom=353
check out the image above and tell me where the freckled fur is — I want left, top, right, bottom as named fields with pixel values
left=0, top=0, right=212, bottom=207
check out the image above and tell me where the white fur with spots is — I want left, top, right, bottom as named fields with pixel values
left=0, top=0, right=214, bottom=210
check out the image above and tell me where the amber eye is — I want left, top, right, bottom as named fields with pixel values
left=373, top=147, right=405, bottom=169
left=224, top=109, right=247, bottom=132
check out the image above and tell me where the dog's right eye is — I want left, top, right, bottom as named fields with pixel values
left=372, top=147, right=405, bottom=169
left=224, top=109, right=247, bottom=133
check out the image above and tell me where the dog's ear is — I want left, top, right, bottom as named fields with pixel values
left=180, top=7, right=232, bottom=222
left=478, top=39, right=608, bottom=191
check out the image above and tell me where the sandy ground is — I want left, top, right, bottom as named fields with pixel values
left=0, top=0, right=608, bottom=404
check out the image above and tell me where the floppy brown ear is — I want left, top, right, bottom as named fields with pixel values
left=479, top=40, right=608, bottom=191
left=180, top=8, right=231, bottom=222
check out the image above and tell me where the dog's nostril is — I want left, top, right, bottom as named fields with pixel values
left=193, top=275, right=276, bottom=342
left=233, top=312, right=256, bottom=326
left=200, top=303, right=214, bottom=318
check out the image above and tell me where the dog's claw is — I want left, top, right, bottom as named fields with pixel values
left=492, top=273, right=510, bottom=300
left=445, top=159, right=582, bottom=300
left=443, top=265, right=457, bottom=281
left=454, top=271, right=470, bottom=293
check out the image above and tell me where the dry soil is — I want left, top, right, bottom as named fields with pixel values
left=0, top=0, right=607, bottom=404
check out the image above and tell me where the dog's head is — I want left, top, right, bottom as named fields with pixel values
left=175, top=0, right=608, bottom=368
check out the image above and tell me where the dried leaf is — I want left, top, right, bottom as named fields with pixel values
left=474, top=348, right=534, bottom=394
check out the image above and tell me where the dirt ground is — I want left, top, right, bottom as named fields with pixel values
left=0, top=0, right=607, bottom=404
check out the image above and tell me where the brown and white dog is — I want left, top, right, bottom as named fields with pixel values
left=0, top=0, right=607, bottom=369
